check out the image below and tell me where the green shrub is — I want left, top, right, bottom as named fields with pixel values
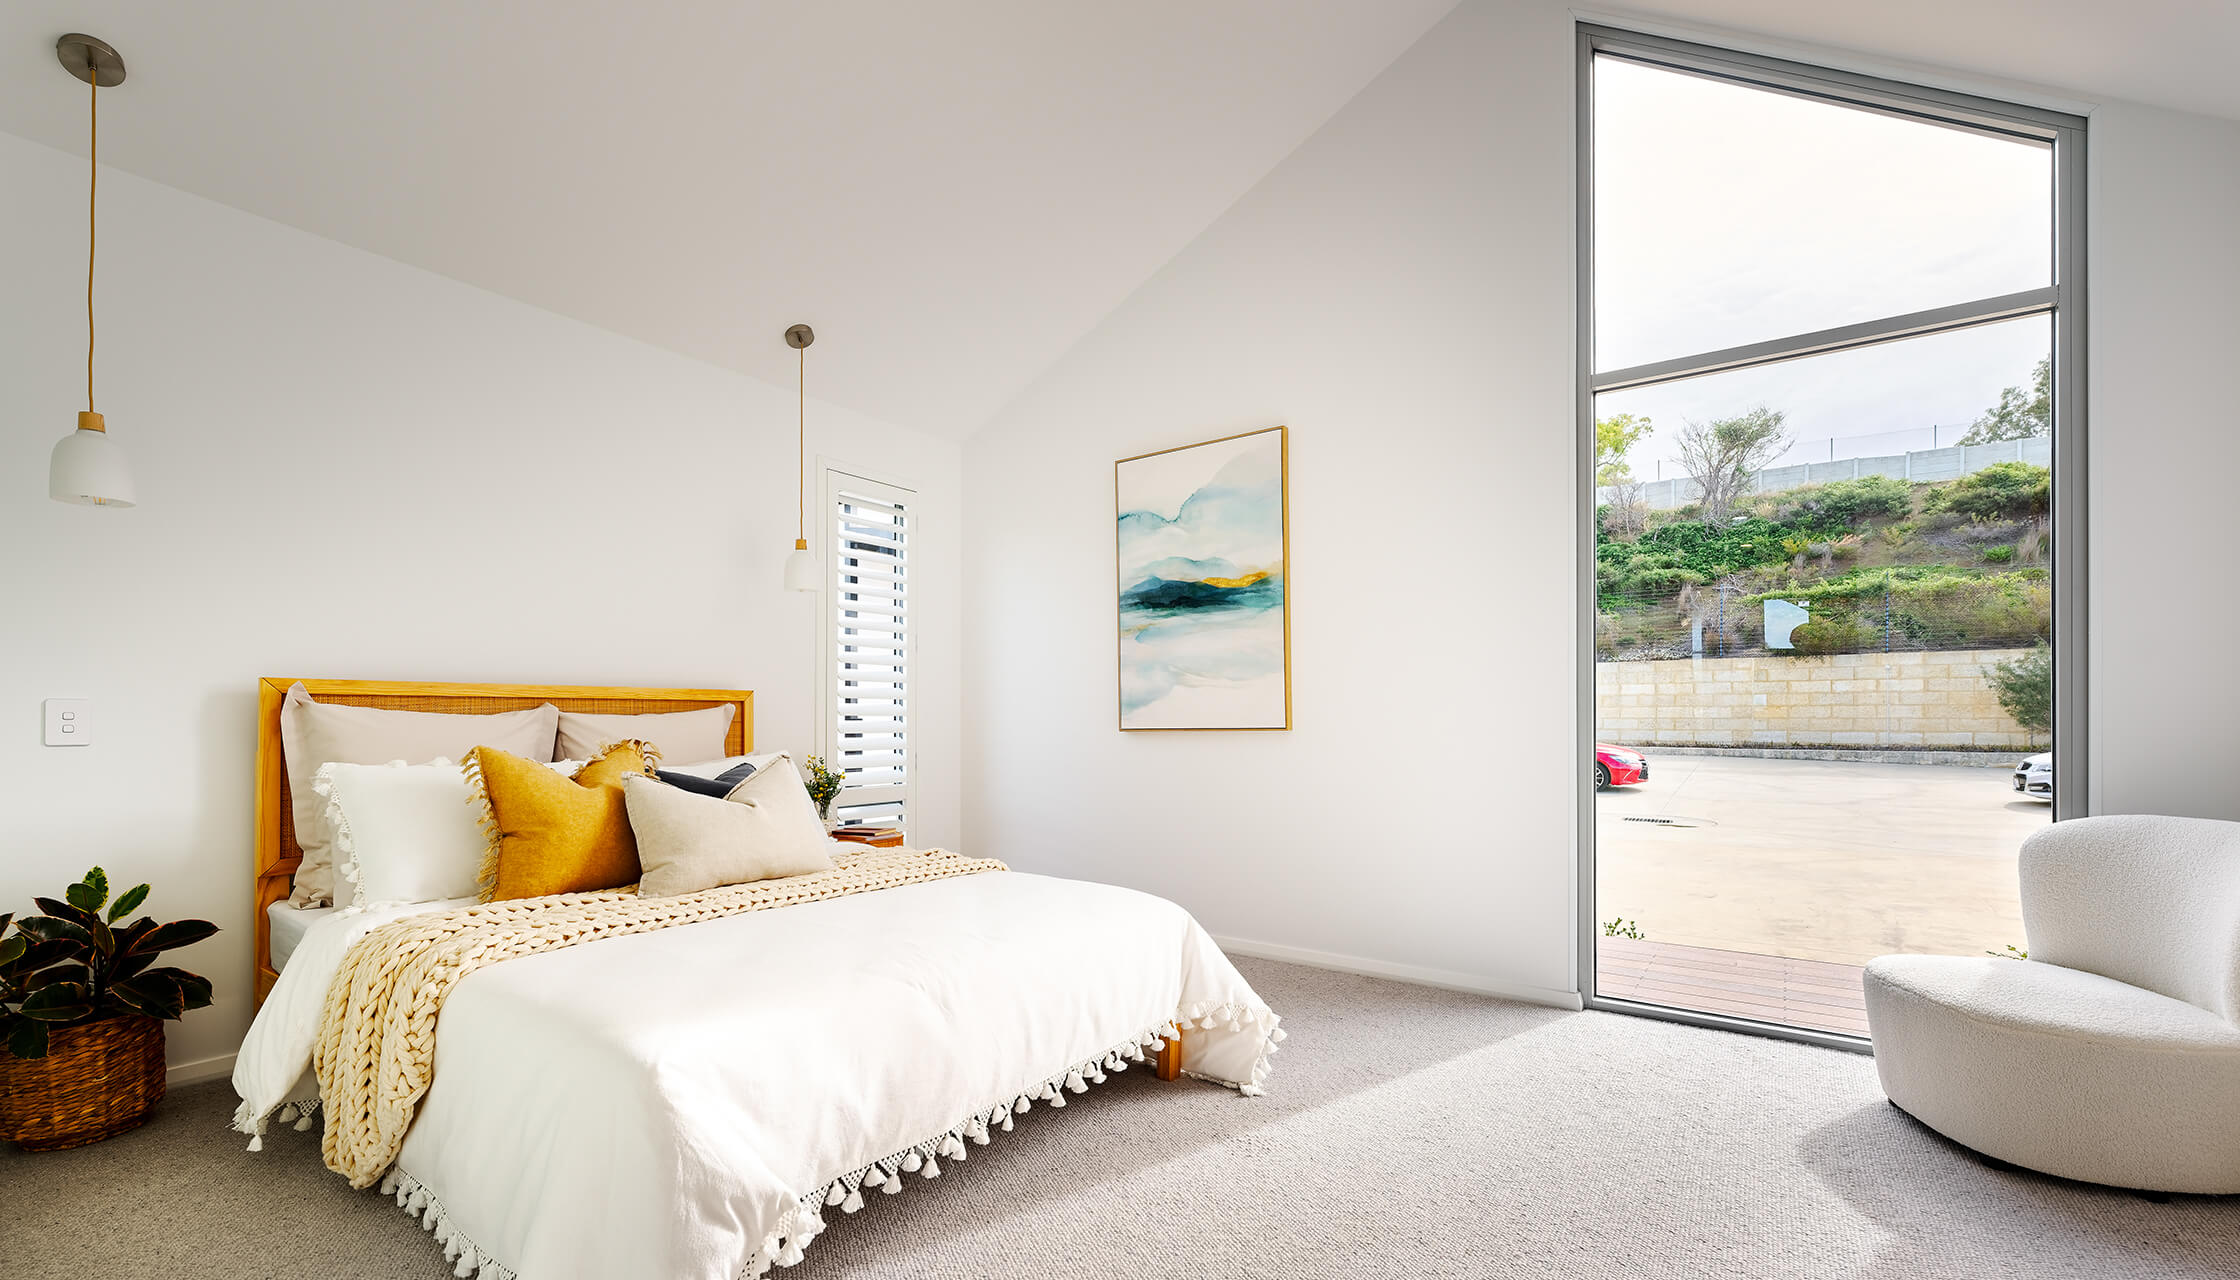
left=1988, top=643, right=2051, bottom=736
left=1925, top=462, right=2048, bottom=521
left=1626, top=567, right=1708, bottom=593
left=1789, top=615, right=1876, bottom=656
left=1790, top=473, right=1913, bottom=528
left=1595, top=516, right=1795, bottom=608
left=1981, top=545, right=2015, bottom=563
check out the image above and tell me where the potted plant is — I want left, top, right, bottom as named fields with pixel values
left=0, top=867, right=216, bottom=1151
left=803, top=755, right=845, bottom=827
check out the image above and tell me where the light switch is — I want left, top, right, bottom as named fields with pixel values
left=43, top=699, right=92, bottom=747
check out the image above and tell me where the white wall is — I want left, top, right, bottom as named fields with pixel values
left=0, top=127, right=962, bottom=1075
left=962, top=0, right=2240, bottom=1001
left=964, top=0, right=1583, bottom=1005
left=2085, top=101, right=2240, bottom=821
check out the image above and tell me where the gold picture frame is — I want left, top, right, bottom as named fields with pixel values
left=1115, top=425, right=1291, bottom=731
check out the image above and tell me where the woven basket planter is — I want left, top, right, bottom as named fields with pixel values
left=0, top=1014, right=166, bottom=1152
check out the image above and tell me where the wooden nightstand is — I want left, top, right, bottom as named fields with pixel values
left=831, top=827, right=905, bottom=849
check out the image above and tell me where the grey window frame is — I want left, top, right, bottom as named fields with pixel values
left=1574, top=23, right=2088, bottom=1053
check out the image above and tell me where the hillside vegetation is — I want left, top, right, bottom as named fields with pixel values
left=1596, top=463, right=2050, bottom=660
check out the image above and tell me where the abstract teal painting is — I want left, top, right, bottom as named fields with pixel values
left=1116, top=426, right=1290, bottom=730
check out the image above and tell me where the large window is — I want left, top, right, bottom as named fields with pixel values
left=822, top=469, right=915, bottom=833
left=1577, top=26, right=2084, bottom=1047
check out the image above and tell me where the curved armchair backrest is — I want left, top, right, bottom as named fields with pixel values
left=2021, top=815, right=2240, bottom=1023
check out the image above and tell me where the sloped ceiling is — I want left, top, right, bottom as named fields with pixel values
left=0, top=1, right=1459, bottom=436
left=1616, top=0, right=2240, bottom=124
left=2, top=2, right=2232, bottom=438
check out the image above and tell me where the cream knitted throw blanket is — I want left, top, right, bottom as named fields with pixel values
left=313, top=847, right=1006, bottom=1187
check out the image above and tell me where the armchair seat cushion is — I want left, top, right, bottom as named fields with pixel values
left=1866, top=954, right=2240, bottom=1193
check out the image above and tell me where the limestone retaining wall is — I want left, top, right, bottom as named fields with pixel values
left=1594, top=648, right=2038, bottom=751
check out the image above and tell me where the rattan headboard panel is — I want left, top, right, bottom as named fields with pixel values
left=251, top=678, right=752, bottom=1005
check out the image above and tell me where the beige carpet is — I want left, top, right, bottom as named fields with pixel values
left=8, top=956, right=2237, bottom=1278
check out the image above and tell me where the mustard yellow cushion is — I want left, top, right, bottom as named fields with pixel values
left=467, top=740, right=659, bottom=902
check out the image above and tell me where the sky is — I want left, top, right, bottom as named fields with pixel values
left=1592, top=56, right=2054, bottom=473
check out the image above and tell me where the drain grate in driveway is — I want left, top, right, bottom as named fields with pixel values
left=1620, top=815, right=1720, bottom=828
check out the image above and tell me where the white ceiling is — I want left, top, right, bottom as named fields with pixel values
left=1616, top=0, right=2240, bottom=124
left=0, top=1, right=1458, bottom=437
left=2, top=2, right=2234, bottom=439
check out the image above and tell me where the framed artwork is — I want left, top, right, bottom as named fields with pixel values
left=1115, top=425, right=1290, bottom=730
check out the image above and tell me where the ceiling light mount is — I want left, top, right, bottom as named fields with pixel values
left=785, top=324, right=814, bottom=350
left=56, top=33, right=126, bottom=88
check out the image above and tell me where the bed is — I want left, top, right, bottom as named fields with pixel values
left=233, top=679, right=1280, bottom=1279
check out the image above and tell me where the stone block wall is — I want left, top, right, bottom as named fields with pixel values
left=1594, top=648, right=2039, bottom=750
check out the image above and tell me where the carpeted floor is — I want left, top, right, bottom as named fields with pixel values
left=8, top=956, right=2237, bottom=1278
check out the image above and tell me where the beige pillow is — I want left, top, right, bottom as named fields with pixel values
left=621, top=754, right=834, bottom=897
left=280, top=684, right=559, bottom=906
left=556, top=705, right=735, bottom=764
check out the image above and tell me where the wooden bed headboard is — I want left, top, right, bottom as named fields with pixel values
left=252, top=678, right=753, bottom=1006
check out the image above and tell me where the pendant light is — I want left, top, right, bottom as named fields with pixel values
left=782, top=324, right=819, bottom=591
left=48, top=35, right=135, bottom=508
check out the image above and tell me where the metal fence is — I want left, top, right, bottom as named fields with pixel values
left=1602, top=435, right=2052, bottom=513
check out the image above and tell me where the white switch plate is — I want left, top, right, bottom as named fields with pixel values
left=43, top=699, right=92, bottom=747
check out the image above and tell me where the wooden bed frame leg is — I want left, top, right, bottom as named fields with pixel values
left=1154, top=1029, right=1183, bottom=1081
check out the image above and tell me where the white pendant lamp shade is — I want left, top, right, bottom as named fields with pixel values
left=50, top=412, right=135, bottom=506
left=783, top=539, right=819, bottom=592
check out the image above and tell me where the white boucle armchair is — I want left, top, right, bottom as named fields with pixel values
left=1863, top=814, right=2240, bottom=1193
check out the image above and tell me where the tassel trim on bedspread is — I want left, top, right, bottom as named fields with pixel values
left=378, top=1166, right=519, bottom=1280
left=744, top=1001, right=1282, bottom=1279
left=232, top=1097, right=322, bottom=1151
left=236, top=1001, right=1281, bottom=1280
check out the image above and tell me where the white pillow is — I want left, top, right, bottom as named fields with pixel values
left=621, top=753, right=834, bottom=897
left=317, top=757, right=580, bottom=907
left=280, top=684, right=560, bottom=907
left=555, top=706, right=736, bottom=764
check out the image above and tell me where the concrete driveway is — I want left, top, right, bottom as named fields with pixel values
left=1595, top=753, right=2049, bottom=967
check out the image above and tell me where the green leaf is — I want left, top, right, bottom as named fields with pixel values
left=66, top=866, right=109, bottom=913
left=107, top=920, right=159, bottom=981
left=127, top=919, right=218, bottom=956
left=20, top=983, right=94, bottom=1022
left=1, top=938, right=74, bottom=981
left=107, top=884, right=150, bottom=922
left=16, top=916, right=91, bottom=952
left=5, top=1015, right=49, bottom=1060
left=0, top=935, right=22, bottom=969
left=109, top=973, right=186, bottom=1021
left=109, top=951, right=156, bottom=982
left=24, top=964, right=91, bottom=991
left=34, top=897, right=101, bottom=930
left=36, top=900, right=117, bottom=962
left=137, top=966, right=213, bottom=1012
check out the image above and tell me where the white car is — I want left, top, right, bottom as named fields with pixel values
left=2013, top=752, right=2052, bottom=800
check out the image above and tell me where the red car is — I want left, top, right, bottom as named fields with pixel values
left=1595, top=743, right=1647, bottom=789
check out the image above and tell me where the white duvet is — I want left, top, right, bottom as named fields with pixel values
left=235, top=870, right=1279, bottom=1279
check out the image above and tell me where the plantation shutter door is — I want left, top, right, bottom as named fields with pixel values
left=827, top=476, right=912, bottom=831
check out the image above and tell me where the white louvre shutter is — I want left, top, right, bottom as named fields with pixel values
left=825, top=476, right=912, bottom=831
